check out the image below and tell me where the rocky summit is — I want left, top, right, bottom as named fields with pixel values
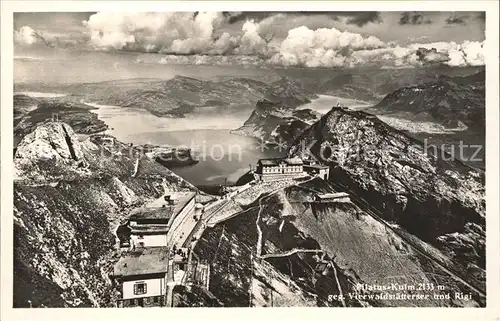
left=231, top=99, right=321, bottom=145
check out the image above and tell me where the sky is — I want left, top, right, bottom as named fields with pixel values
left=13, top=11, right=486, bottom=83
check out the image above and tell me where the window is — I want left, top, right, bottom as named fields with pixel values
left=134, top=282, right=147, bottom=295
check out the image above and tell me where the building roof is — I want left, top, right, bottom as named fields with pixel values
left=258, top=157, right=303, bottom=166
left=129, top=207, right=174, bottom=221
left=283, top=157, right=304, bottom=165
left=304, top=164, right=330, bottom=170
left=258, top=158, right=280, bottom=166
left=130, top=192, right=196, bottom=222
left=316, top=192, right=350, bottom=199
left=113, top=247, right=169, bottom=277
left=130, top=225, right=170, bottom=234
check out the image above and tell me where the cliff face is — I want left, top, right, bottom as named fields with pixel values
left=231, top=99, right=320, bottom=145
left=13, top=122, right=195, bottom=307
left=287, top=108, right=485, bottom=286
left=194, top=178, right=484, bottom=307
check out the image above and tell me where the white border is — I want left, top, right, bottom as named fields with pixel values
left=1, top=2, right=499, bottom=321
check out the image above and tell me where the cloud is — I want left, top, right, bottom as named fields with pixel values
left=415, top=47, right=450, bottom=63
left=18, top=12, right=484, bottom=69
left=350, top=40, right=485, bottom=68
left=269, top=26, right=385, bottom=67
left=14, top=25, right=84, bottom=48
left=83, top=12, right=228, bottom=54
left=267, top=30, right=484, bottom=68
left=223, top=11, right=382, bottom=27
left=14, top=26, right=49, bottom=45
left=236, top=20, right=269, bottom=55
left=223, top=11, right=273, bottom=24
left=83, top=12, right=279, bottom=56
left=15, top=26, right=37, bottom=45
left=351, top=46, right=419, bottom=68
left=445, top=14, right=469, bottom=25
left=232, top=18, right=279, bottom=56
left=83, top=12, right=281, bottom=57
left=399, top=12, right=432, bottom=25
left=342, top=12, right=382, bottom=27
left=443, top=41, right=484, bottom=66
left=405, top=41, right=485, bottom=66
left=145, top=19, right=485, bottom=69
left=14, top=55, right=45, bottom=62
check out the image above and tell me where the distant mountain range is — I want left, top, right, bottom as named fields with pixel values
left=276, top=66, right=484, bottom=103
left=27, top=76, right=318, bottom=118
left=366, top=71, right=485, bottom=131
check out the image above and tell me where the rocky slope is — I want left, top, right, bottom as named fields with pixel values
left=231, top=99, right=320, bottom=145
left=14, top=122, right=196, bottom=307
left=287, top=107, right=485, bottom=292
left=194, top=177, right=484, bottom=307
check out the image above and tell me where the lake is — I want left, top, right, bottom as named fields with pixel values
left=297, top=94, right=372, bottom=113
left=88, top=103, right=283, bottom=185
left=87, top=95, right=370, bottom=186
